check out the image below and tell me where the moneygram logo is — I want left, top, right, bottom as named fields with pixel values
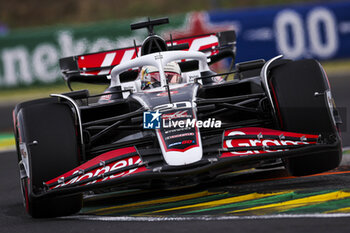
left=143, top=110, right=221, bottom=129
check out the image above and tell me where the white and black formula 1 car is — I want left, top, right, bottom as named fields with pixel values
left=13, top=17, right=342, bottom=218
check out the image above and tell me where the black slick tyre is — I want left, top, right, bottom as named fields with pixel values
left=269, top=59, right=342, bottom=176
left=14, top=98, right=82, bottom=218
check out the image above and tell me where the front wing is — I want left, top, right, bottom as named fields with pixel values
left=34, top=127, right=341, bottom=199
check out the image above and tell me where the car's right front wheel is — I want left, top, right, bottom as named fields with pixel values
left=268, top=59, right=342, bottom=176
left=14, top=98, right=82, bottom=218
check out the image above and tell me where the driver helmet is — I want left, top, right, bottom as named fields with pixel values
left=141, top=62, right=181, bottom=89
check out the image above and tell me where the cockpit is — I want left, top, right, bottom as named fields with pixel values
left=140, top=62, right=182, bottom=90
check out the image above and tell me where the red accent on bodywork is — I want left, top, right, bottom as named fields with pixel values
left=78, top=49, right=135, bottom=76
left=25, top=179, right=29, bottom=212
left=221, top=127, right=318, bottom=158
left=12, top=109, right=16, bottom=131
left=76, top=34, right=219, bottom=76
left=198, top=43, right=218, bottom=53
left=46, top=147, right=148, bottom=189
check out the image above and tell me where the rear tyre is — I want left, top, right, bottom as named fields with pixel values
left=269, top=59, right=342, bottom=176
left=14, top=98, right=82, bottom=218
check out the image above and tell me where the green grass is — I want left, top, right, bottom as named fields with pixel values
left=321, top=60, right=350, bottom=75
left=0, top=82, right=108, bottom=104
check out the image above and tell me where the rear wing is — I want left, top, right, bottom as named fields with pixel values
left=59, top=31, right=236, bottom=85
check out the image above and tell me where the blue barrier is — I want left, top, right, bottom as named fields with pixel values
left=209, top=1, right=350, bottom=62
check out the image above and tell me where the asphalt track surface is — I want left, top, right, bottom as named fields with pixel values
left=2, top=150, right=350, bottom=233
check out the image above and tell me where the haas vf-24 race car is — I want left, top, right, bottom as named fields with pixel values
left=13, top=18, right=342, bottom=218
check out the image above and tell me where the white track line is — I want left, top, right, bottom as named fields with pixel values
left=61, top=213, right=350, bottom=221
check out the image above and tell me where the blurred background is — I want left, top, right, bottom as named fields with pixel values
left=1, top=0, right=328, bottom=28
left=0, top=0, right=350, bottom=148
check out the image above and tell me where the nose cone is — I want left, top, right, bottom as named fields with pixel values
left=161, top=146, right=203, bottom=166
left=155, top=108, right=203, bottom=166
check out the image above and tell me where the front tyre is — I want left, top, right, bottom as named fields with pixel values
left=269, top=59, right=342, bottom=176
left=14, top=98, right=82, bottom=218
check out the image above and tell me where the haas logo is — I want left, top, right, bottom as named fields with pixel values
left=162, top=110, right=189, bottom=120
